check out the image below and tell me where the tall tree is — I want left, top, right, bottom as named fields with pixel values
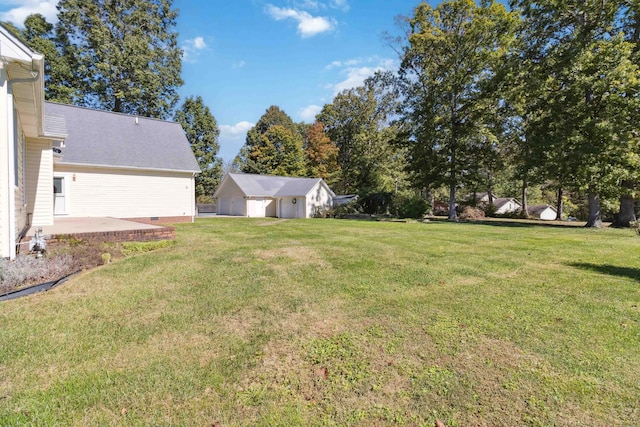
left=3, top=14, right=79, bottom=103
left=174, top=96, right=222, bottom=202
left=55, top=0, right=183, bottom=119
left=318, top=71, right=405, bottom=195
left=237, top=106, right=306, bottom=176
left=512, top=0, right=640, bottom=227
left=397, top=0, right=517, bottom=220
left=304, top=121, right=340, bottom=186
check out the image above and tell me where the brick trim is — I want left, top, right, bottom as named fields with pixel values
left=124, top=216, right=193, bottom=225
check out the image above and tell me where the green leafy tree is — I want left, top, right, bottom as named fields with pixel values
left=318, top=71, right=405, bottom=195
left=2, top=14, right=79, bottom=103
left=55, top=0, right=183, bottom=119
left=397, top=0, right=517, bottom=220
left=174, top=96, right=222, bottom=202
left=512, top=0, right=640, bottom=227
left=237, top=106, right=306, bottom=176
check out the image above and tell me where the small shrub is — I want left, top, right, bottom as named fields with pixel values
left=393, top=195, right=430, bottom=219
left=459, top=206, right=485, bottom=220
left=101, top=253, right=112, bottom=265
left=359, top=192, right=393, bottom=215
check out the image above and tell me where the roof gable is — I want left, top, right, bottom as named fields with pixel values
left=217, top=173, right=334, bottom=198
left=0, top=24, right=39, bottom=63
left=46, top=102, right=200, bottom=173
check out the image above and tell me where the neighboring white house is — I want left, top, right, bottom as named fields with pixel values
left=529, top=204, right=557, bottom=221
left=215, top=173, right=335, bottom=218
left=1, top=24, right=199, bottom=259
left=493, top=197, right=522, bottom=215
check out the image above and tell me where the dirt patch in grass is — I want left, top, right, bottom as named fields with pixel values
left=254, top=246, right=329, bottom=271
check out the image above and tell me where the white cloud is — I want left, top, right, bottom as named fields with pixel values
left=0, top=0, right=59, bottom=26
left=329, top=0, right=349, bottom=12
left=298, top=104, right=322, bottom=122
left=192, top=36, right=206, bottom=49
left=324, top=58, right=360, bottom=70
left=219, top=121, right=254, bottom=160
left=326, top=56, right=398, bottom=95
left=181, top=36, right=208, bottom=63
left=220, top=121, right=254, bottom=139
left=266, top=4, right=335, bottom=38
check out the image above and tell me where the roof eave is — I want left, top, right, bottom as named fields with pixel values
left=57, top=161, right=200, bottom=174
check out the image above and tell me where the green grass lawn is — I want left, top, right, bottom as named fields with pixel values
left=1, top=218, right=639, bottom=426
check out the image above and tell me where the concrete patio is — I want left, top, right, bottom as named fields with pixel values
left=25, top=217, right=163, bottom=236
left=19, top=217, right=175, bottom=253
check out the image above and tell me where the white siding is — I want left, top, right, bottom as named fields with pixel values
left=538, top=208, right=556, bottom=221
left=0, top=70, right=9, bottom=257
left=26, top=139, right=53, bottom=226
left=216, top=177, right=245, bottom=216
left=305, top=182, right=334, bottom=218
left=495, top=199, right=521, bottom=215
left=53, top=165, right=195, bottom=219
left=279, top=197, right=304, bottom=218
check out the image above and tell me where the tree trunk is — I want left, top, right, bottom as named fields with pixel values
left=612, top=181, right=636, bottom=227
left=428, top=188, right=435, bottom=215
left=555, top=187, right=563, bottom=220
left=520, top=174, right=529, bottom=218
left=448, top=181, right=457, bottom=221
left=585, top=190, right=604, bottom=228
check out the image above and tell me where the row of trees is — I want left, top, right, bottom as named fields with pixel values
left=236, top=0, right=639, bottom=227
left=4, top=0, right=222, bottom=201
left=6, top=0, right=639, bottom=226
left=395, top=0, right=640, bottom=226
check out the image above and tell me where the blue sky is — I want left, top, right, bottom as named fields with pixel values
left=0, top=0, right=421, bottom=161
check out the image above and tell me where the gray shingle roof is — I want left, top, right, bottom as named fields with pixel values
left=46, top=102, right=200, bottom=173
left=221, top=173, right=334, bottom=197
left=529, top=204, right=557, bottom=215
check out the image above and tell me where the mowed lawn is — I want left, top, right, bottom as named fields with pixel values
left=1, top=218, right=639, bottom=426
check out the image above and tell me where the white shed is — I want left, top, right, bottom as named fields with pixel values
left=493, top=197, right=522, bottom=215
left=529, top=204, right=557, bottom=221
left=215, top=173, right=335, bottom=218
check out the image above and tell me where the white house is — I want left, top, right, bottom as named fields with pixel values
left=1, top=24, right=199, bottom=259
left=493, top=197, right=522, bottom=215
left=46, top=103, right=199, bottom=223
left=529, top=204, right=557, bottom=221
left=215, top=173, right=335, bottom=218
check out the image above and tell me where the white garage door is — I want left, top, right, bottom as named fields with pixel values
left=231, top=197, right=245, bottom=216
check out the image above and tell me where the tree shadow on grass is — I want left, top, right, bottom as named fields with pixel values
left=569, top=263, right=640, bottom=282
left=427, top=216, right=585, bottom=229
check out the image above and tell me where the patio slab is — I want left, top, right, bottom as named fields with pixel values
left=25, top=217, right=163, bottom=237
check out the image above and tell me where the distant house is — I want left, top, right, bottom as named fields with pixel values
left=466, top=192, right=498, bottom=204
left=1, top=24, right=199, bottom=259
left=214, top=173, right=335, bottom=218
left=528, top=204, right=557, bottom=221
left=493, top=197, right=522, bottom=215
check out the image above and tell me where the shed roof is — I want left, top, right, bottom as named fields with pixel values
left=218, top=173, right=334, bottom=198
left=493, top=197, right=521, bottom=209
left=46, top=102, right=200, bottom=173
left=528, top=204, right=557, bottom=215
